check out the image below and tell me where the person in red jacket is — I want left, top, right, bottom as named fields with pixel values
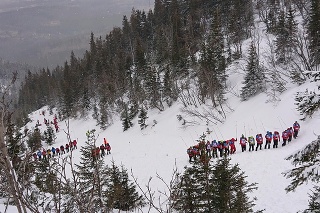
left=95, top=147, right=100, bottom=159
left=65, top=143, right=70, bottom=153
left=42, top=149, right=47, bottom=160
left=187, top=147, right=195, bottom=162
left=282, top=130, right=289, bottom=146
left=105, top=143, right=111, bottom=155
left=56, top=147, right=60, bottom=156
left=239, top=135, right=247, bottom=152
left=265, top=131, right=272, bottom=149
left=60, top=145, right=65, bottom=154
left=223, top=140, right=230, bottom=156
left=218, top=141, right=224, bottom=157
left=205, top=141, right=211, bottom=157
left=69, top=141, right=73, bottom=151
left=287, top=127, right=293, bottom=143
left=229, top=138, right=237, bottom=154
left=73, top=139, right=77, bottom=149
left=255, top=134, right=263, bottom=151
left=293, top=121, right=300, bottom=139
left=100, top=144, right=106, bottom=157
left=104, top=138, right=108, bottom=146
left=273, top=131, right=280, bottom=148
left=211, top=140, right=219, bottom=158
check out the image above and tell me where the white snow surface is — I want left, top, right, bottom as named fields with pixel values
left=2, top=11, right=320, bottom=213
left=2, top=79, right=319, bottom=213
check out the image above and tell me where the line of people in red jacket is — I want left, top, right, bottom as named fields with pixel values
left=33, top=139, right=78, bottom=161
left=91, top=138, right=112, bottom=161
left=187, top=121, right=301, bottom=163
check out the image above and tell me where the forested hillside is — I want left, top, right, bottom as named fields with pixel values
left=0, top=0, right=320, bottom=212
left=17, top=0, right=319, bottom=130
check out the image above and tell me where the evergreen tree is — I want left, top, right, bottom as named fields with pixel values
left=284, top=135, right=320, bottom=212
left=304, top=185, right=320, bottom=213
left=104, top=161, right=145, bottom=211
left=43, top=125, right=55, bottom=146
left=275, top=8, right=298, bottom=64
left=5, top=115, right=25, bottom=170
left=121, top=104, right=133, bottom=131
left=198, top=9, right=227, bottom=106
left=211, top=158, right=258, bottom=212
left=295, top=89, right=320, bottom=120
left=240, top=42, right=266, bottom=100
left=295, top=71, right=320, bottom=120
left=275, top=10, right=287, bottom=63
left=74, top=129, right=107, bottom=212
left=162, top=66, right=177, bottom=106
left=138, top=106, right=148, bottom=130
left=172, top=158, right=259, bottom=212
left=307, top=0, right=320, bottom=67
left=27, top=128, right=42, bottom=152
left=172, top=161, right=212, bottom=212
left=143, top=64, right=163, bottom=110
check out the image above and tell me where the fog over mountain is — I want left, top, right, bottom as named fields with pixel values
left=0, top=0, right=153, bottom=69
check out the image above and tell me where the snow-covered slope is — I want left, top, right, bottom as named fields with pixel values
left=2, top=5, right=319, bottom=213
left=17, top=78, right=319, bottom=213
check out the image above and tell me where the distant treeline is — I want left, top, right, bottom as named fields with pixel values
left=15, top=0, right=320, bottom=128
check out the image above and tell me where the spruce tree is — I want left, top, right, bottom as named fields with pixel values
left=284, top=135, right=320, bottom=212
left=74, top=129, right=107, bottom=212
left=275, top=10, right=287, bottom=63
left=171, top=162, right=213, bottom=212
left=295, top=71, right=320, bottom=120
left=104, top=161, right=145, bottom=211
left=304, top=185, right=320, bottom=213
left=138, top=106, right=148, bottom=130
left=6, top=116, right=25, bottom=170
left=240, top=42, right=266, bottom=100
left=308, top=0, right=320, bottom=67
left=199, top=9, right=227, bottom=106
left=163, top=67, right=177, bottom=106
left=295, top=89, right=320, bottom=120
left=211, top=158, right=258, bottom=213
left=44, top=125, right=55, bottom=146
left=27, top=128, right=42, bottom=152
left=172, top=158, right=258, bottom=213
left=121, top=104, right=133, bottom=131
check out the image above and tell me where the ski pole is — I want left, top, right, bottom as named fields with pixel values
left=260, top=120, right=266, bottom=132
left=217, top=126, right=224, bottom=140
left=253, top=116, right=258, bottom=132
left=277, top=117, right=284, bottom=130
left=180, top=137, right=188, bottom=147
left=213, top=128, right=219, bottom=141
left=279, top=116, right=287, bottom=128
left=236, top=121, right=238, bottom=139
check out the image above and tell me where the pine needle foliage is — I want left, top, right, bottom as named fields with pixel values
left=104, top=161, right=145, bottom=211
left=284, top=135, right=320, bottom=212
left=74, top=129, right=107, bottom=212
left=241, top=42, right=266, bottom=101
left=171, top=158, right=260, bottom=213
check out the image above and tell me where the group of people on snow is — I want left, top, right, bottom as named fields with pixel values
left=31, top=110, right=113, bottom=162
left=36, top=111, right=60, bottom=132
left=91, top=138, right=111, bottom=161
left=187, top=121, right=301, bottom=163
left=33, top=139, right=78, bottom=161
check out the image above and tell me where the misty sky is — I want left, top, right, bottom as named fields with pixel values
left=0, top=0, right=154, bottom=68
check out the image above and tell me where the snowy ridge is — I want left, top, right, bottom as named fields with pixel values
left=15, top=77, right=319, bottom=213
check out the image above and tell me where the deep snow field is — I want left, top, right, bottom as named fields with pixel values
left=8, top=76, right=317, bottom=213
